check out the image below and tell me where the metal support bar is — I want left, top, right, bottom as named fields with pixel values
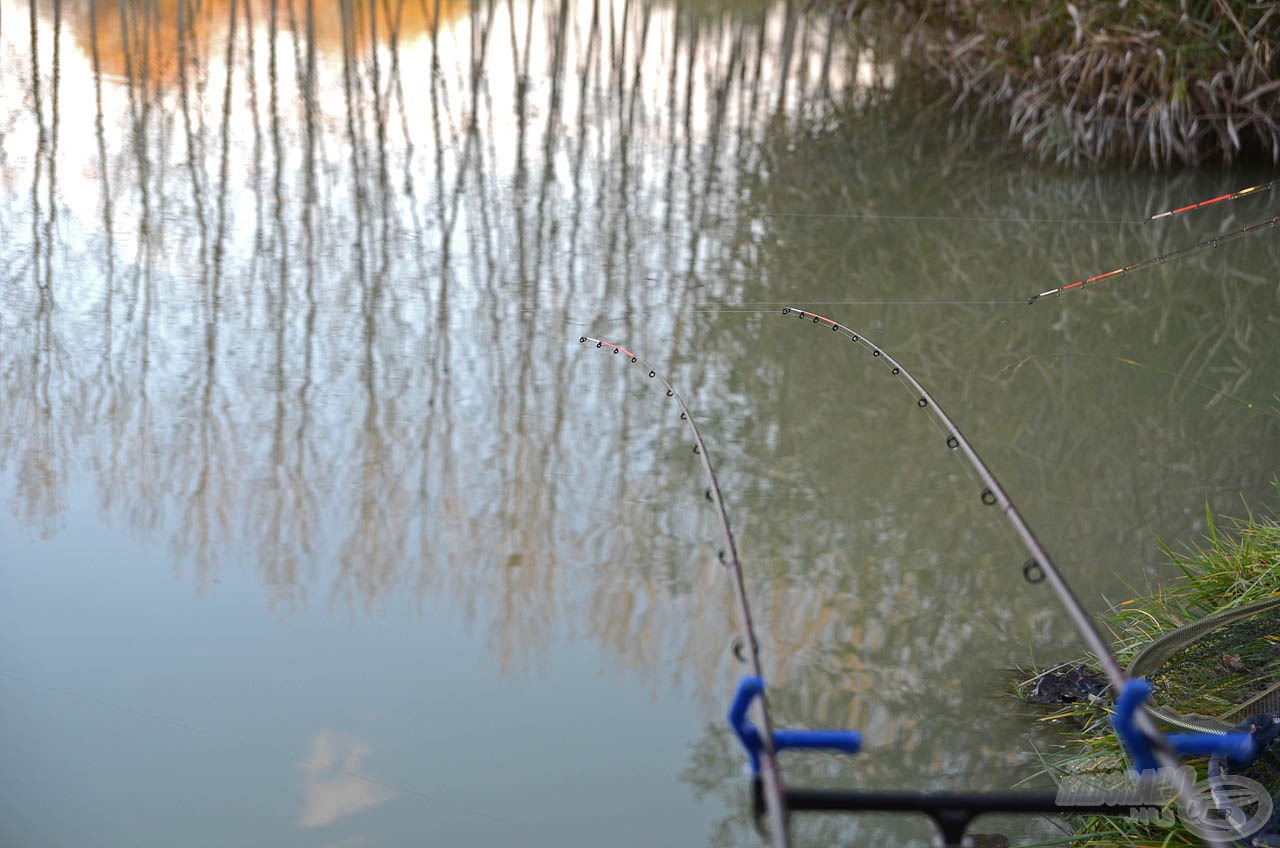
left=754, top=780, right=1173, bottom=848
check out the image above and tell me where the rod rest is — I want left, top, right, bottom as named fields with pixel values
left=727, top=676, right=862, bottom=774
left=1113, top=678, right=1256, bottom=772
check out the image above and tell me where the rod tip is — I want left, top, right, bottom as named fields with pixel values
left=1027, top=295, right=1038, bottom=306
left=1150, top=211, right=1172, bottom=220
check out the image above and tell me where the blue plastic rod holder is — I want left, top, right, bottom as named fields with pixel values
left=728, top=675, right=862, bottom=774
left=1112, top=678, right=1256, bottom=773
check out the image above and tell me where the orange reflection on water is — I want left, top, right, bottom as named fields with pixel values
left=62, top=0, right=467, bottom=87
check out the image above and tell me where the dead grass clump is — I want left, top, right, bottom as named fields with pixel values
left=837, top=0, right=1280, bottom=168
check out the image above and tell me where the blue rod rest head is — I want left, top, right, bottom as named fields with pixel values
left=728, top=675, right=766, bottom=773
left=1113, top=678, right=1258, bottom=771
left=1166, top=731, right=1256, bottom=766
left=727, top=675, right=862, bottom=775
left=1112, top=679, right=1160, bottom=772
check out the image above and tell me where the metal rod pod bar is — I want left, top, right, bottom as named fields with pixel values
left=754, top=781, right=1178, bottom=848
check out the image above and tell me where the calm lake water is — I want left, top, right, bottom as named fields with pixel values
left=2, top=1, right=1278, bottom=846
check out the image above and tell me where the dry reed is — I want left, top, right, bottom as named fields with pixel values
left=836, top=0, right=1280, bottom=168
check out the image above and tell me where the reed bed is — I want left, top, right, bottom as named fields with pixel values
left=837, top=0, right=1280, bottom=168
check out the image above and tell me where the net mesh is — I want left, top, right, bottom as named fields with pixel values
left=1128, top=596, right=1280, bottom=734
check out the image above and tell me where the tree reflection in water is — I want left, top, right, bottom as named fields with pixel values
left=2, top=0, right=879, bottom=686
left=2, top=2, right=1278, bottom=845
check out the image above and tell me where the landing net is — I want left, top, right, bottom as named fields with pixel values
left=1127, top=595, right=1280, bottom=734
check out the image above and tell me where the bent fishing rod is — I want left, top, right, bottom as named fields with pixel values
left=774, top=308, right=1253, bottom=842
left=578, top=335, right=794, bottom=848
left=576, top=331, right=1250, bottom=848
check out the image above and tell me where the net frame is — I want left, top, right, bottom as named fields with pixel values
left=1128, top=595, right=1280, bottom=734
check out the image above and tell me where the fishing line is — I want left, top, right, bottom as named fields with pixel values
left=752, top=211, right=1141, bottom=225
left=756, top=180, right=1277, bottom=226
left=1150, top=179, right=1280, bottom=220
left=579, top=303, right=1025, bottom=321
left=692, top=300, right=1026, bottom=309
left=782, top=299, right=1025, bottom=305
left=776, top=307, right=1193, bottom=781
left=577, top=335, right=793, bottom=848
left=1029, top=214, right=1280, bottom=304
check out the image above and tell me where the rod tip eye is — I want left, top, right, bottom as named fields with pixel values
left=579, top=336, right=586, bottom=343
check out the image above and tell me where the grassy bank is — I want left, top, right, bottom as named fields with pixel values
left=1034, top=495, right=1280, bottom=846
left=838, top=1, right=1280, bottom=168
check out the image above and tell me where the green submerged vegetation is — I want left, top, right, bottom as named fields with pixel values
left=1034, top=493, right=1280, bottom=846
left=838, top=0, right=1280, bottom=167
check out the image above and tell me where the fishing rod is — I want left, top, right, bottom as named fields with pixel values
left=775, top=307, right=1253, bottom=843
left=576, top=335, right=793, bottom=848
left=576, top=331, right=1251, bottom=847
left=779, top=309, right=1131, bottom=695
left=1027, top=213, right=1280, bottom=304
left=1150, top=178, right=1279, bottom=220
left=577, top=335, right=879, bottom=847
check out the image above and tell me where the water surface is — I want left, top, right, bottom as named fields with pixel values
left=2, top=1, right=1278, bottom=846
